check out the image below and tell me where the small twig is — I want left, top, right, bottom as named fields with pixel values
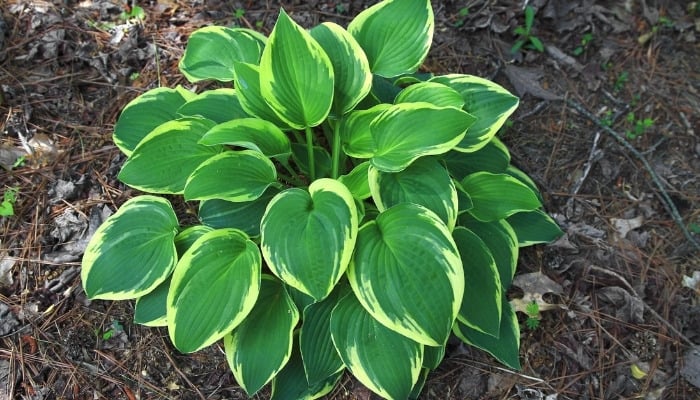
left=159, top=336, right=207, bottom=400
left=587, top=265, right=695, bottom=347
left=565, top=99, right=700, bottom=253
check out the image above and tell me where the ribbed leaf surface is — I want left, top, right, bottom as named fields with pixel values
left=81, top=196, right=178, bottom=300
left=348, top=203, right=463, bottom=346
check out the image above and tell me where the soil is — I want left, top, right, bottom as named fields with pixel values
left=1, top=1, right=699, bottom=399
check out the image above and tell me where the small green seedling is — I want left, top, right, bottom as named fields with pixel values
left=573, top=33, right=593, bottom=56
left=234, top=8, right=246, bottom=19
left=453, top=7, right=470, bottom=27
left=12, top=156, right=26, bottom=168
left=525, top=300, right=540, bottom=329
left=101, top=320, right=124, bottom=340
left=624, top=112, right=654, bottom=140
left=512, top=6, right=544, bottom=53
left=119, top=5, right=146, bottom=22
left=613, top=71, right=629, bottom=92
left=0, top=187, right=18, bottom=217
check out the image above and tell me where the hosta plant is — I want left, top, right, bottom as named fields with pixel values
left=81, top=0, right=563, bottom=398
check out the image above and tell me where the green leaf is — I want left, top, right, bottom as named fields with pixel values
left=442, top=136, right=511, bottom=180
left=430, top=74, right=519, bottom=152
left=291, top=143, right=332, bottom=179
left=133, top=225, right=215, bottom=327
left=118, top=117, right=221, bottom=194
left=261, top=179, right=358, bottom=301
left=341, top=104, right=390, bottom=158
left=176, top=88, right=249, bottom=123
left=458, top=216, right=518, bottom=289
left=271, top=336, right=342, bottom=400
left=81, top=196, right=178, bottom=300
left=348, top=203, right=463, bottom=346
left=310, top=22, right=372, bottom=116
left=370, top=103, right=475, bottom=172
left=173, top=225, right=214, bottom=252
left=225, top=275, right=299, bottom=395
left=504, top=164, right=544, bottom=203
left=113, top=86, right=194, bottom=156
left=453, top=297, right=521, bottom=369
left=369, top=157, right=458, bottom=230
left=461, top=172, right=541, bottom=221
left=179, top=26, right=264, bottom=82
left=260, top=10, right=334, bottom=128
left=133, top=225, right=215, bottom=326
left=395, top=82, right=465, bottom=108
left=506, top=209, right=563, bottom=246
left=330, top=292, right=423, bottom=400
left=300, top=285, right=347, bottom=386
left=422, top=345, right=445, bottom=370
left=452, top=227, right=502, bottom=337
left=184, top=150, right=278, bottom=202
left=133, top=278, right=169, bottom=327
left=167, top=228, right=261, bottom=353
left=348, top=0, right=434, bottom=78
left=199, top=118, right=291, bottom=159
left=233, top=62, right=290, bottom=128
left=338, top=161, right=371, bottom=200
left=199, top=189, right=277, bottom=237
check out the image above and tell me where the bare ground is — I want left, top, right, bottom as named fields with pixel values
left=1, top=1, right=699, bottom=399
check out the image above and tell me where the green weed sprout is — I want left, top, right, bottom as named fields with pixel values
left=512, top=6, right=544, bottom=53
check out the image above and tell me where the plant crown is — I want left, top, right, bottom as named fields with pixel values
left=81, top=0, right=563, bottom=398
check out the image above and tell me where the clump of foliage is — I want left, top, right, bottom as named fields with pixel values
left=81, top=0, right=562, bottom=398
left=0, top=187, right=18, bottom=217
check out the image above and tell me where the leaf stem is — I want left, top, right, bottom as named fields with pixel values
left=331, top=120, right=341, bottom=179
left=305, top=126, right=316, bottom=181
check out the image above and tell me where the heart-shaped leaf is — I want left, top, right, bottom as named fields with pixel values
left=176, top=88, right=249, bottom=123
left=338, top=161, right=371, bottom=200
left=395, top=82, right=464, bottom=108
left=167, top=228, right=261, bottom=353
left=133, top=225, right=214, bottom=326
left=82, top=196, right=178, bottom=300
left=184, top=150, right=278, bottom=202
left=330, top=292, right=423, bottom=400
left=453, top=296, right=521, bottom=370
left=370, top=103, right=475, bottom=172
left=506, top=209, right=564, bottom=246
left=179, top=26, right=264, bottom=82
left=461, top=172, right=541, bottom=221
left=341, top=104, right=390, bottom=158
left=261, top=179, right=358, bottom=301
left=348, top=203, right=463, bottom=346
left=118, top=117, right=221, bottom=194
left=260, top=10, right=334, bottom=128
left=442, top=136, right=511, bottom=180
left=300, top=285, right=347, bottom=386
left=199, top=189, right=277, bottom=237
left=348, top=0, right=434, bottom=78
left=114, top=86, right=194, bottom=156
left=199, top=118, right=291, bottom=159
left=225, top=275, right=299, bottom=395
left=271, top=336, right=342, bottom=400
left=233, top=62, right=290, bottom=128
left=430, top=74, right=519, bottom=152
left=458, top=215, right=518, bottom=289
left=452, top=227, right=502, bottom=337
left=369, top=157, right=458, bottom=230
left=310, top=22, right=372, bottom=116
